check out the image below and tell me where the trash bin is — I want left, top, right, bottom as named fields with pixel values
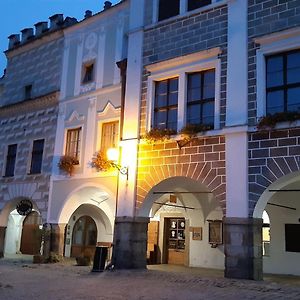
left=92, top=246, right=108, bottom=272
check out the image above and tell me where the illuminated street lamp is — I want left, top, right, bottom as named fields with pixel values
left=106, top=147, right=128, bottom=179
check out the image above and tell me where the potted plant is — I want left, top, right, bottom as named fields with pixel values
left=90, top=151, right=112, bottom=172
left=142, top=128, right=177, bottom=144
left=58, top=155, right=79, bottom=176
left=257, top=111, right=300, bottom=130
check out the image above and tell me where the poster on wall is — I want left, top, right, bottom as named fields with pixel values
left=208, top=220, right=223, bottom=246
left=192, top=227, right=202, bottom=240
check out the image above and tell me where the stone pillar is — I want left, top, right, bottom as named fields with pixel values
left=224, top=217, right=263, bottom=280
left=50, top=224, right=66, bottom=256
left=0, top=227, right=6, bottom=258
left=42, top=223, right=51, bottom=259
left=112, top=217, right=149, bottom=269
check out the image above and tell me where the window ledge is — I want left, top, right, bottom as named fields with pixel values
left=249, top=119, right=300, bottom=132
left=145, top=0, right=228, bottom=31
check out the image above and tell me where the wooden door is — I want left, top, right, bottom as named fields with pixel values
left=71, top=216, right=97, bottom=259
left=20, top=211, right=42, bottom=255
left=166, top=218, right=185, bottom=265
left=147, top=221, right=159, bottom=264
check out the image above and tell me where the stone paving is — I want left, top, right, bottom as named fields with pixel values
left=0, top=258, right=299, bottom=300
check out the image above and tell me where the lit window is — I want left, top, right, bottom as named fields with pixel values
left=65, top=128, right=81, bottom=161
left=266, top=50, right=300, bottom=115
left=5, top=144, right=17, bottom=177
left=188, top=0, right=212, bottom=11
left=154, top=78, right=178, bottom=131
left=158, top=0, right=180, bottom=21
left=187, top=69, right=215, bottom=126
left=82, top=62, right=94, bottom=84
left=101, top=121, right=119, bottom=155
left=30, top=139, right=44, bottom=174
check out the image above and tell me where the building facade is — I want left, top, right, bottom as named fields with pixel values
left=0, top=0, right=299, bottom=280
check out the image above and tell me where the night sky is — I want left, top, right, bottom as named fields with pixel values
left=0, top=0, right=119, bottom=74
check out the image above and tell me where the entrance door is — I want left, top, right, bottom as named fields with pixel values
left=20, top=211, right=42, bottom=255
left=166, top=218, right=185, bottom=265
left=71, top=216, right=97, bottom=259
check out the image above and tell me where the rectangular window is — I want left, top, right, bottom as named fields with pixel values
left=285, top=224, right=300, bottom=252
left=101, top=121, right=119, bottom=155
left=187, top=69, right=215, bottom=126
left=65, top=128, right=81, bottom=161
left=24, top=84, right=32, bottom=100
left=5, top=144, right=17, bottom=177
left=82, top=62, right=94, bottom=84
left=154, top=78, right=178, bottom=131
left=266, top=50, right=300, bottom=115
left=158, top=0, right=180, bottom=21
left=188, top=0, right=212, bottom=11
left=30, top=139, right=44, bottom=174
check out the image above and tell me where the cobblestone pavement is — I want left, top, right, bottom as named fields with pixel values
left=0, top=259, right=299, bottom=300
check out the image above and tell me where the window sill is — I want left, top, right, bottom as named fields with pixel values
left=145, top=0, right=228, bottom=31
left=250, top=119, right=300, bottom=132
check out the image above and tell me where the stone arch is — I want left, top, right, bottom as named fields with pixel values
left=250, top=156, right=300, bottom=217
left=137, top=162, right=225, bottom=213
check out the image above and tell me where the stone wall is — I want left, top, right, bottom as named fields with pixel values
left=248, top=127, right=300, bottom=215
left=137, top=135, right=226, bottom=211
left=0, top=93, right=58, bottom=220
left=248, top=0, right=300, bottom=125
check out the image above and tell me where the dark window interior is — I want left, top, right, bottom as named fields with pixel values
left=158, top=0, right=180, bottom=21
left=24, top=84, right=32, bottom=100
left=82, top=63, right=94, bottom=84
left=266, top=50, right=300, bottom=114
left=5, top=144, right=17, bottom=177
left=285, top=224, right=300, bottom=252
left=30, top=139, right=44, bottom=174
left=188, top=0, right=212, bottom=11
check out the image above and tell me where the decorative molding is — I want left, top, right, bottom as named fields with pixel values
left=97, top=101, right=121, bottom=118
left=80, top=82, right=96, bottom=94
left=8, top=183, right=37, bottom=201
left=65, top=110, right=85, bottom=123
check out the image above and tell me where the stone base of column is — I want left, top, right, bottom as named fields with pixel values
left=224, top=217, right=263, bottom=280
left=49, top=223, right=66, bottom=257
left=112, top=216, right=149, bottom=269
left=0, top=227, right=6, bottom=258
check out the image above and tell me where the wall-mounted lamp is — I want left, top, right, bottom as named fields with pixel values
left=107, top=148, right=128, bottom=179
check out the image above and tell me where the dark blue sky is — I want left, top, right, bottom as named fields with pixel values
left=0, top=0, right=118, bottom=75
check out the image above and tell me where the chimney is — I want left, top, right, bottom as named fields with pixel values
left=84, top=10, right=92, bottom=18
left=21, top=28, right=34, bottom=43
left=49, top=14, right=64, bottom=30
left=8, top=34, right=20, bottom=49
left=104, top=1, right=112, bottom=10
left=34, top=21, right=48, bottom=36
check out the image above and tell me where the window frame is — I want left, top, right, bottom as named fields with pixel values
left=4, top=144, right=17, bottom=177
left=100, top=120, right=120, bottom=156
left=64, top=127, right=82, bottom=163
left=81, top=61, right=95, bottom=85
left=256, top=28, right=300, bottom=120
left=29, top=139, right=45, bottom=175
left=146, top=50, right=221, bottom=132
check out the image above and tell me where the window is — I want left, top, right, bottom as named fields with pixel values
left=188, top=0, right=212, bottom=11
left=154, top=78, right=178, bottom=131
left=187, top=69, right=215, bottom=126
left=24, top=84, right=32, bottom=100
left=5, top=144, right=17, bottom=177
left=82, top=62, right=94, bottom=84
left=266, top=50, right=300, bottom=115
left=65, top=128, right=81, bottom=161
left=158, top=0, right=180, bottom=21
left=285, top=224, right=300, bottom=252
left=30, top=139, right=44, bottom=174
left=101, top=121, right=119, bottom=155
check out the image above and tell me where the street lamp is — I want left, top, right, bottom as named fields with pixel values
left=106, top=147, right=128, bottom=179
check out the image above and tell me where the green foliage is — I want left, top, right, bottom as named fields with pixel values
left=257, top=111, right=300, bottom=130
left=58, top=155, right=79, bottom=176
left=143, top=128, right=177, bottom=144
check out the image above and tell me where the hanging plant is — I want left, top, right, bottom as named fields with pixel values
left=90, top=150, right=113, bottom=172
left=58, top=155, right=79, bottom=176
left=142, top=128, right=177, bottom=144
left=257, top=111, right=300, bottom=130
left=177, top=123, right=213, bottom=149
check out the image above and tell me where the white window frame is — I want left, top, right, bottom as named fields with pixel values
left=255, top=27, right=300, bottom=120
left=146, top=48, right=221, bottom=131
left=152, top=0, right=225, bottom=24
left=63, top=126, right=83, bottom=164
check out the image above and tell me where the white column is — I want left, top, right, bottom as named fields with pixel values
left=83, top=97, right=97, bottom=175
left=177, top=71, right=186, bottom=130
left=180, top=0, right=188, bottom=15
left=60, top=41, right=70, bottom=100
left=113, top=17, right=124, bottom=85
left=96, top=27, right=106, bottom=89
left=152, top=0, right=159, bottom=23
left=74, top=34, right=84, bottom=96
left=225, top=131, right=248, bottom=218
left=117, top=0, right=145, bottom=217
left=226, top=0, right=248, bottom=126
